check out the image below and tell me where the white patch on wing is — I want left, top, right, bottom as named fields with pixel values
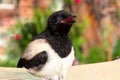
left=22, top=39, right=50, bottom=60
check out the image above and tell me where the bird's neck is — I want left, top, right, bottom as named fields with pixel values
left=46, top=26, right=71, bottom=37
left=44, top=28, right=72, bottom=58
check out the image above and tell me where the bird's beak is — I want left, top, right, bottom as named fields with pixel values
left=60, top=15, right=76, bottom=24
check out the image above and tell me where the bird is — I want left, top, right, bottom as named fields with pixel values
left=17, top=10, right=76, bottom=80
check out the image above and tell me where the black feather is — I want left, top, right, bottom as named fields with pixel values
left=33, top=29, right=72, bottom=58
left=17, top=51, right=48, bottom=70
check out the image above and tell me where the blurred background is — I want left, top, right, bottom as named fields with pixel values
left=0, top=0, right=120, bottom=67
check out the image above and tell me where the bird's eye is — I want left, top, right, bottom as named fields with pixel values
left=55, top=17, right=63, bottom=24
left=57, top=17, right=62, bottom=21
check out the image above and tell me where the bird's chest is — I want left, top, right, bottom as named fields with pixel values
left=47, top=37, right=72, bottom=58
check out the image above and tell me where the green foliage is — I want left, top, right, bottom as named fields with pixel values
left=65, top=0, right=74, bottom=5
left=113, top=38, right=120, bottom=59
left=70, top=23, right=85, bottom=63
left=0, top=58, right=18, bottom=67
left=16, top=9, right=51, bottom=53
left=116, top=10, right=120, bottom=21
left=33, top=9, right=51, bottom=34
left=86, top=47, right=106, bottom=63
left=0, top=9, right=51, bottom=67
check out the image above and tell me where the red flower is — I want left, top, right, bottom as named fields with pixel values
left=74, top=0, right=81, bottom=4
left=14, top=34, right=21, bottom=40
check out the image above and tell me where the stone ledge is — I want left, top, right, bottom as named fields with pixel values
left=0, top=59, right=120, bottom=80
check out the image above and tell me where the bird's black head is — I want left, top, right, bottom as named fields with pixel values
left=47, top=10, right=76, bottom=36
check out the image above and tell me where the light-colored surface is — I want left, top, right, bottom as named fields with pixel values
left=0, top=67, right=40, bottom=80
left=0, top=59, right=120, bottom=80
left=66, top=59, right=120, bottom=80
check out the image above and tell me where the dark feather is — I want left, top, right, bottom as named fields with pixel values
left=33, top=29, right=72, bottom=58
left=17, top=51, right=48, bottom=70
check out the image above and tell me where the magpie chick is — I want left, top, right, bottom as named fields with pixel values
left=17, top=10, right=76, bottom=80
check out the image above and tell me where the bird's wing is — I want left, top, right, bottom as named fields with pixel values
left=22, top=39, right=50, bottom=59
left=17, top=39, right=50, bottom=69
